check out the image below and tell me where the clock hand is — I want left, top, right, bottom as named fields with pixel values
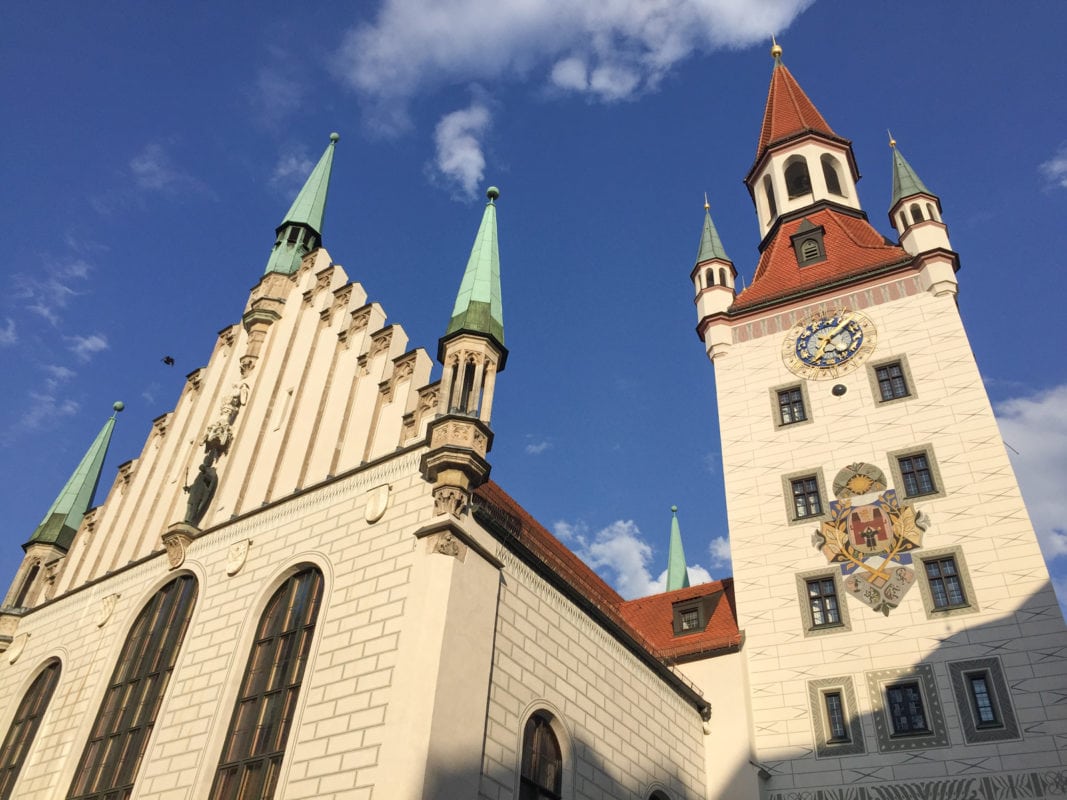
left=814, top=316, right=853, bottom=360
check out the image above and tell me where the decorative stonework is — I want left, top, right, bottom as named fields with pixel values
left=370, top=330, right=393, bottom=357
left=865, top=663, right=948, bottom=751
left=96, top=593, right=120, bottom=627
left=218, top=325, right=237, bottom=348
left=82, top=506, right=101, bottom=537
left=162, top=523, right=196, bottom=569
left=340, top=308, right=372, bottom=347
left=152, top=413, right=170, bottom=440
left=364, top=484, right=391, bottom=524
left=225, top=539, right=251, bottom=576
left=428, top=530, right=467, bottom=561
left=433, top=486, right=468, bottom=518
left=767, top=770, right=1067, bottom=800
left=117, top=460, right=137, bottom=491
left=7, top=633, right=28, bottom=664
left=186, top=369, right=203, bottom=393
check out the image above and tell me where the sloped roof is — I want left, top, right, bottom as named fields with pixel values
left=445, top=187, right=505, bottom=347
left=732, top=208, right=911, bottom=312
left=619, top=581, right=742, bottom=660
left=472, top=481, right=741, bottom=663
left=756, top=58, right=838, bottom=162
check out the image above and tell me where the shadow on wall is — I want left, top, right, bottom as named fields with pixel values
left=754, top=582, right=1067, bottom=799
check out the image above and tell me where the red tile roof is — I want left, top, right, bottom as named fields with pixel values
left=757, top=61, right=837, bottom=162
left=473, top=481, right=741, bottom=662
left=619, top=581, right=742, bottom=661
left=732, top=209, right=910, bottom=312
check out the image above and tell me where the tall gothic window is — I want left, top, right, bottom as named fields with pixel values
left=520, top=714, right=562, bottom=800
left=210, top=567, right=324, bottom=800
left=0, top=660, right=61, bottom=800
left=68, top=575, right=198, bottom=800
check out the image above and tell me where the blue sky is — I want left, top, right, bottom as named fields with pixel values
left=2, top=1, right=1066, bottom=610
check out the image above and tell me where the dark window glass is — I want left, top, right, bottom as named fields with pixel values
left=286, top=226, right=300, bottom=244
left=886, top=682, right=929, bottom=735
left=12, top=564, right=39, bottom=609
left=764, top=176, right=778, bottom=218
left=0, top=661, right=61, bottom=800
left=910, top=203, right=923, bottom=223
left=926, top=202, right=937, bottom=221
left=822, top=155, right=844, bottom=196
left=778, top=388, right=806, bottom=425
left=824, top=691, right=848, bottom=741
left=807, top=578, right=840, bottom=627
left=785, top=158, right=813, bottom=198
left=520, top=714, right=562, bottom=800
left=210, top=568, right=324, bottom=800
left=876, top=362, right=909, bottom=401
left=68, top=576, right=198, bottom=800
left=898, top=453, right=935, bottom=496
left=718, top=267, right=727, bottom=286
left=792, top=477, right=822, bottom=518
left=925, top=557, right=966, bottom=609
left=968, top=674, right=998, bottom=726
left=705, top=268, right=714, bottom=287
left=679, top=608, right=700, bottom=631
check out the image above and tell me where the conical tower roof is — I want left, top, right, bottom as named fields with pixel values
left=25, top=402, right=123, bottom=552
left=755, top=44, right=839, bottom=164
left=695, top=199, right=731, bottom=266
left=264, top=133, right=339, bottom=276
left=666, top=506, right=691, bottom=591
left=890, top=140, right=934, bottom=206
left=444, top=186, right=505, bottom=348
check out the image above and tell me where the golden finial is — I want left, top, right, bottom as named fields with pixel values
left=888, top=129, right=897, bottom=149
left=704, top=191, right=710, bottom=211
left=770, top=35, right=783, bottom=59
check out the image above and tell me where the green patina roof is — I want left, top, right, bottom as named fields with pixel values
left=445, top=187, right=504, bottom=346
left=264, top=133, right=339, bottom=276
left=27, top=402, right=123, bottom=552
left=890, top=144, right=934, bottom=206
left=695, top=204, right=731, bottom=266
left=666, top=505, right=691, bottom=591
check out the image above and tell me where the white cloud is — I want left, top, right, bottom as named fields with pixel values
left=0, top=318, right=15, bottom=345
left=19, top=392, right=80, bottom=431
left=14, top=259, right=91, bottom=327
left=525, top=436, right=552, bottom=455
left=271, top=150, right=315, bottom=196
left=336, top=0, right=813, bottom=126
left=1040, top=143, right=1067, bottom=189
left=67, top=333, right=109, bottom=362
left=709, top=536, right=732, bottom=569
left=129, top=142, right=212, bottom=196
left=42, top=364, right=75, bottom=392
left=554, top=518, right=715, bottom=599
left=433, top=102, right=492, bottom=197
left=995, top=384, right=1067, bottom=560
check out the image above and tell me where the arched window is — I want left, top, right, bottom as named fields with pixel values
left=210, top=567, right=324, bottom=800
left=785, top=157, right=812, bottom=199
left=68, top=575, right=198, bottom=800
left=12, top=563, right=39, bottom=609
left=650, top=792, right=671, bottom=800
left=926, top=202, right=937, bottom=221
left=705, top=268, right=714, bottom=287
left=0, top=660, right=61, bottom=800
left=821, top=154, right=844, bottom=196
left=458, top=360, right=477, bottom=414
left=520, top=714, right=562, bottom=800
left=718, top=267, right=728, bottom=287
left=910, top=203, right=924, bottom=224
left=898, top=212, right=909, bottom=231
left=763, top=176, right=778, bottom=218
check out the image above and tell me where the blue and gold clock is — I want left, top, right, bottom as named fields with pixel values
left=782, top=309, right=877, bottom=379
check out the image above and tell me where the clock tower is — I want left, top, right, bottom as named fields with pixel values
left=695, top=44, right=1067, bottom=795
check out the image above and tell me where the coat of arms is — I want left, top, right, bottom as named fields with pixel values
left=812, top=464, right=930, bottom=616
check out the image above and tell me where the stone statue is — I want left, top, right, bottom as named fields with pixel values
left=183, top=451, right=219, bottom=527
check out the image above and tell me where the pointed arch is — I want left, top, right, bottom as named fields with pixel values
left=0, top=659, right=62, bottom=800
left=209, top=566, right=324, bottom=800
left=520, top=713, right=562, bottom=800
left=67, top=575, right=198, bottom=800
left=12, top=563, right=40, bottom=609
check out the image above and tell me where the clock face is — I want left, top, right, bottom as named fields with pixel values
left=783, top=309, right=877, bottom=379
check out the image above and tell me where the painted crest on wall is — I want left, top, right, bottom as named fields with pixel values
left=812, top=463, right=930, bottom=616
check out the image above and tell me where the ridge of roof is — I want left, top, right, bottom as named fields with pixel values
left=756, top=58, right=837, bottom=162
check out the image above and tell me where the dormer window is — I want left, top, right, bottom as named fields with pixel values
left=785, top=156, right=813, bottom=198
left=791, top=219, right=827, bottom=266
left=671, top=591, right=722, bottom=636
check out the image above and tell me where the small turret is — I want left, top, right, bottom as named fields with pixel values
left=692, top=198, right=736, bottom=361
left=263, top=133, right=339, bottom=276
left=887, top=135, right=957, bottom=296
left=666, top=506, right=691, bottom=591
left=421, top=187, right=508, bottom=517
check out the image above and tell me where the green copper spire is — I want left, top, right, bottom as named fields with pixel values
left=26, top=402, right=123, bottom=552
left=264, top=133, right=340, bottom=276
left=695, top=196, right=731, bottom=266
left=444, top=186, right=505, bottom=347
left=666, top=505, right=691, bottom=591
left=889, top=136, right=934, bottom=206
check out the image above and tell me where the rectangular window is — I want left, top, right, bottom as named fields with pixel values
left=898, top=453, right=935, bottom=497
left=807, top=578, right=841, bottom=627
left=875, top=362, right=909, bottom=401
left=792, top=477, right=822, bottom=518
left=679, top=608, right=700, bottom=631
left=968, top=674, right=998, bottom=726
left=824, top=692, right=849, bottom=742
left=777, top=387, right=807, bottom=425
left=886, top=682, right=929, bottom=736
left=925, top=556, right=966, bottom=609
